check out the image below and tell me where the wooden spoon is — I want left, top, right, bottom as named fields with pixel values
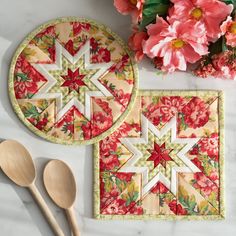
left=43, top=160, right=79, bottom=236
left=0, top=140, right=64, bottom=236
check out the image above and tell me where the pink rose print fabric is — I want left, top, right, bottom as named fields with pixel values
left=10, top=18, right=138, bottom=144
left=95, top=91, right=224, bottom=219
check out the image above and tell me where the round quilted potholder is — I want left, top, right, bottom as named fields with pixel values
left=9, top=17, right=138, bottom=145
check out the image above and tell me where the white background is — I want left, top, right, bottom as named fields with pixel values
left=0, top=0, right=236, bottom=235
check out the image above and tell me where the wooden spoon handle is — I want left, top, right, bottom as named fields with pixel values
left=66, top=207, right=80, bottom=236
left=28, top=184, right=64, bottom=236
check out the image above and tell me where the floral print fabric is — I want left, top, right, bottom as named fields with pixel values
left=10, top=18, right=138, bottom=144
left=96, top=91, right=224, bottom=219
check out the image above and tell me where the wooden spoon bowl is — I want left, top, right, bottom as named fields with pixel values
left=0, top=140, right=35, bottom=186
left=43, top=160, right=76, bottom=209
left=44, top=160, right=79, bottom=236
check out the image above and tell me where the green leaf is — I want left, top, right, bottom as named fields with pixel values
left=209, top=36, right=228, bottom=57
left=16, top=73, right=29, bottom=82
left=109, top=83, right=116, bottom=91
left=139, top=0, right=171, bottom=30
left=188, top=196, right=197, bottom=211
left=126, top=197, right=131, bottom=206
left=26, top=93, right=34, bottom=99
left=132, top=191, right=139, bottom=202
left=104, top=178, right=113, bottom=193
left=159, top=194, right=165, bottom=207
left=24, top=105, right=40, bottom=118
left=40, top=100, right=49, bottom=110
left=178, top=186, right=198, bottom=214
left=115, top=178, right=123, bottom=192
left=152, top=96, right=160, bottom=104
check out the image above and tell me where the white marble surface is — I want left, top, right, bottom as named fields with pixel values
left=0, top=0, right=236, bottom=235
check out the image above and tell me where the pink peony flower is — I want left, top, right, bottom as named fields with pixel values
left=114, top=0, right=144, bottom=23
left=143, top=16, right=208, bottom=72
left=221, top=16, right=236, bottom=47
left=128, top=30, right=148, bottom=61
left=169, top=0, right=233, bottom=42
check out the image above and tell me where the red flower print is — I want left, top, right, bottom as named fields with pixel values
left=72, top=22, right=90, bottom=36
left=115, top=122, right=134, bottom=137
left=65, top=40, right=76, bottom=56
left=35, top=117, right=48, bottom=131
left=159, top=96, right=185, bottom=123
left=193, top=173, right=218, bottom=197
left=100, top=153, right=120, bottom=171
left=100, top=175, right=120, bottom=210
left=99, top=121, right=139, bottom=159
left=91, top=47, right=111, bottom=63
left=35, top=26, right=55, bottom=39
left=61, top=68, right=86, bottom=93
left=102, top=199, right=127, bottom=215
left=109, top=54, right=129, bottom=73
left=60, top=108, right=74, bottom=124
left=182, top=97, right=210, bottom=129
left=109, top=121, right=139, bottom=141
left=56, top=107, right=74, bottom=137
left=128, top=202, right=143, bottom=215
left=191, top=157, right=204, bottom=172
left=189, top=145, right=199, bottom=155
left=99, top=121, right=139, bottom=162
left=14, top=80, right=38, bottom=99
left=48, top=46, right=56, bottom=62
left=94, top=98, right=112, bottom=114
left=102, top=198, right=143, bottom=215
left=144, top=96, right=186, bottom=126
left=143, top=103, right=161, bottom=126
left=92, top=111, right=113, bottom=137
left=14, top=55, right=47, bottom=98
left=151, top=182, right=169, bottom=194
left=114, top=89, right=131, bottom=109
left=168, top=200, right=187, bottom=215
left=90, top=37, right=99, bottom=52
left=32, top=26, right=56, bottom=61
left=81, top=121, right=91, bottom=140
left=199, top=133, right=219, bottom=161
left=100, top=137, right=118, bottom=156
left=130, top=123, right=141, bottom=133
left=114, top=173, right=134, bottom=182
left=66, top=124, right=74, bottom=134
left=100, top=186, right=120, bottom=210
left=147, top=143, right=173, bottom=168
left=28, top=117, right=37, bottom=125
left=209, top=170, right=219, bottom=186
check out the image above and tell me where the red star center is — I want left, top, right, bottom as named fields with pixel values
left=61, top=68, right=86, bottom=93
left=147, top=143, right=173, bottom=168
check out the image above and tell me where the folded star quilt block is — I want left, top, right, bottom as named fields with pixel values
left=9, top=17, right=138, bottom=145
left=94, top=91, right=224, bottom=220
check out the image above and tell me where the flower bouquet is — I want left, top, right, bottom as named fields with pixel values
left=114, top=0, right=236, bottom=79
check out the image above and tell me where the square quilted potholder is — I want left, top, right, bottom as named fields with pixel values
left=94, top=91, right=224, bottom=220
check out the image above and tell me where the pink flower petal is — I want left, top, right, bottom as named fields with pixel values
left=187, top=40, right=208, bottom=55
left=181, top=44, right=202, bottom=63
left=220, top=16, right=232, bottom=34
left=147, top=17, right=169, bottom=35
left=114, top=0, right=133, bottom=15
